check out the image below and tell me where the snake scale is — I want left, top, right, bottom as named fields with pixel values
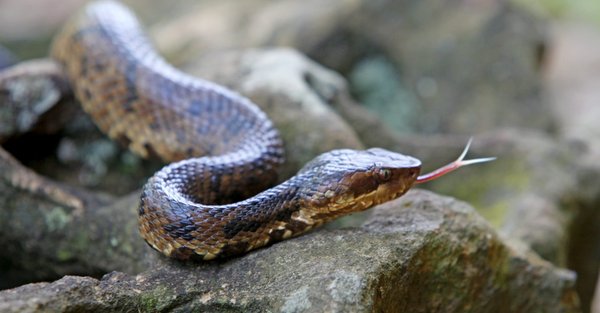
left=48, top=1, right=493, bottom=261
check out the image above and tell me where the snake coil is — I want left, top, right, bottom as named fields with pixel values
left=51, top=1, right=493, bottom=261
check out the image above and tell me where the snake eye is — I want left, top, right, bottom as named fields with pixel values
left=376, top=168, right=392, bottom=182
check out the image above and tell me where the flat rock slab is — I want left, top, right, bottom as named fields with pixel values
left=0, top=190, right=579, bottom=313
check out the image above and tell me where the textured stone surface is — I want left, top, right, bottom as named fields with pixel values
left=1, top=0, right=551, bottom=134
left=150, top=0, right=551, bottom=134
left=0, top=58, right=161, bottom=196
left=0, top=59, right=72, bottom=142
left=0, top=45, right=15, bottom=70
left=0, top=191, right=580, bottom=313
left=331, top=91, right=599, bottom=312
left=336, top=0, right=550, bottom=134
left=0, top=147, right=156, bottom=289
left=594, top=272, right=600, bottom=313
left=424, top=132, right=574, bottom=235
left=546, top=23, right=600, bottom=155
left=544, top=22, right=600, bottom=313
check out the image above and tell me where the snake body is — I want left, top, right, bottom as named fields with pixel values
left=51, top=1, right=422, bottom=260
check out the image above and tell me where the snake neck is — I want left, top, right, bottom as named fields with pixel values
left=51, top=0, right=284, bottom=164
left=139, top=157, right=310, bottom=260
left=51, top=0, right=288, bottom=261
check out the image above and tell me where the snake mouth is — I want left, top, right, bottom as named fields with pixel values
left=316, top=165, right=420, bottom=217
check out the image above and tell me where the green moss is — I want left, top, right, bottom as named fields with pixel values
left=120, top=240, right=134, bottom=255
left=349, top=55, right=420, bottom=133
left=110, top=237, right=119, bottom=247
left=119, top=219, right=139, bottom=255
left=139, top=285, right=173, bottom=311
left=427, top=157, right=531, bottom=228
left=73, top=231, right=90, bottom=250
left=44, top=207, right=72, bottom=232
left=480, top=202, right=511, bottom=228
left=511, top=0, right=600, bottom=26
left=56, top=248, right=74, bottom=261
left=57, top=231, right=91, bottom=261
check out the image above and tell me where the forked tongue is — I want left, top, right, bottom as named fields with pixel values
left=415, top=138, right=496, bottom=184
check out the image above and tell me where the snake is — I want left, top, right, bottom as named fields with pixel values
left=47, top=0, right=493, bottom=261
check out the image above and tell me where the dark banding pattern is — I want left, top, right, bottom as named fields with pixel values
left=51, top=0, right=422, bottom=261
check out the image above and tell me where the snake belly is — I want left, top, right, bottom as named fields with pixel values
left=51, top=1, right=421, bottom=261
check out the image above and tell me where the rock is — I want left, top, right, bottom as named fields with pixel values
left=0, top=45, right=16, bottom=70
left=0, top=59, right=72, bottom=142
left=0, top=190, right=580, bottom=312
left=151, top=0, right=551, bottom=134
left=320, top=92, right=599, bottom=312
left=401, top=129, right=600, bottom=313
left=327, top=91, right=594, bottom=288
left=543, top=22, right=600, bottom=313
left=337, top=0, right=550, bottom=133
left=545, top=23, right=600, bottom=155
left=594, top=273, right=600, bottom=313
left=0, top=58, right=160, bottom=196
left=309, top=73, right=585, bottom=279
left=417, top=130, right=581, bottom=264
left=0, top=147, right=157, bottom=289
left=1, top=0, right=551, bottom=134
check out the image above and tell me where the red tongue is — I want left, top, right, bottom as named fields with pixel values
left=415, top=138, right=496, bottom=184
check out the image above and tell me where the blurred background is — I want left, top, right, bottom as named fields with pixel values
left=0, top=0, right=599, bottom=312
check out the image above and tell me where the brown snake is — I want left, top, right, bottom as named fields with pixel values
left=47, top=1, right=493, bottom=261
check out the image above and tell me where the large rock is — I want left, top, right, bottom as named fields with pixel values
left=0, top=190, right=580, bottom=312
left=0, top=59, right=161, bottom=196
left=594, top=274, right=600, bottom=313
left=0, top=0, right=551, bottom=134
left=0, top=44, right=15, bottom=70
left=0, top=59, right=72, bottom=142
left=337, top=0, right=550, bottom=133
left=545, top=23, right=600, bottom=155
left=0, top=147, right=156, bottom=289
left=151, top=0, right=551, bottom=134
left=328, top=89, right=598, bottom=311
left=543, top=23, right=600, bottom=313
left=422, top=130, right=580, bottom=264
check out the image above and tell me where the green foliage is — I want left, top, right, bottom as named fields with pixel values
left=512, top=0, right=600, bottom=26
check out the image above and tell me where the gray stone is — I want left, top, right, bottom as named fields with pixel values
left=337, top=0, right=551, bottom=133
left=544, top=23, right=600, bottom=313
left=151, top=0, right=551, bottom=134
left=0, top=190, right=580, bottom=312
left=0, top=45, right=15, bottom=70
left=0, top=59, right=72, bottom=141
left=594, top=272, right=600, bottom=313
left=1, top=0, right=551, bottom=134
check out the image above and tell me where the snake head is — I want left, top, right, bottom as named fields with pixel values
left=298, top=148, right=421, bottom=217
